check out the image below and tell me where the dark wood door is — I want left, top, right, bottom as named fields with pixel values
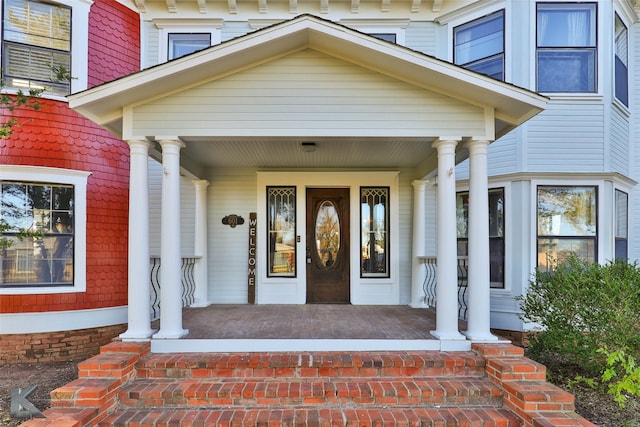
left=306, top=188, right=350, bottom=303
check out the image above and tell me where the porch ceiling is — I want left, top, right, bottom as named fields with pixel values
left=179, top=137, right=436, bottom=170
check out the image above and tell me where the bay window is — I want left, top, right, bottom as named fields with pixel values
left=614, top=13, right=628, bottom=106
left=456, top=188, right=505, bottom=288
left=537, top=186, right=597, bottom=271
left=536, top=3, right=597, bottom=93
left=615, top=190, right=628, bottom=260
left=454, top=10, right=505, bottom=80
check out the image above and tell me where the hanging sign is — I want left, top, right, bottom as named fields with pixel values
left=248, top=212, right=257, bottom=304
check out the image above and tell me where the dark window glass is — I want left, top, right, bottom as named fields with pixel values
left=537, top=185, right=597, bottom=270
left=536, top=3, right=597, bottom=93
left=1, top=181, right=74, bottom=287
left=2, top=0, right=71, bottom=95
left=454, top=10, right=504, bottom=80
left=360, top=187, right=389, bottom=277
left=614, top=14, right=628, bottom=106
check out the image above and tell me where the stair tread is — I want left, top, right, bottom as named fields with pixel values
left=99, top=405, right=523, bottom=426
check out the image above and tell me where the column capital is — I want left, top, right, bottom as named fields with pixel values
left=431, top=138, right=460, bottom=153
left=465, top=139, right=492, bottom=151
left=192, top=179, right=210, bottom=189
left=411, top=179, right=429, bottom=189
left=156, top=137, right=186, bottom=149
left=126, top=139, right=152, bottom=153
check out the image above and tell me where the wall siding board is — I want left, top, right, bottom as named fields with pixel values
left=207, top=168, right=257, bottom=304
left=526, top=103, right=605, bottom=172
left=398, top=170, right=413, bottom=304
left=142, top=21, right=159, bottom=69
left=132, top=50, right=486, bottom=137
left=609, top=107, right=629, bottom=175
left=405, top=21, right=437, bottom=55
left=629, top=23, right=640, bottom=262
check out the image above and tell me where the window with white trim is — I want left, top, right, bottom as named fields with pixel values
left=1, top=167, right=88, bottom=294
left=267, top=186, right=296, bottom=277
left=614, top=13, right=628, bottom=106
left=537, top=185, right=597, bottom=271
left=1, top=0, right=70, bottom=95
left=168, top=33, right=211, bottom=60
left=536, top=2, right=597, bottom=93
left=614, top=189, right=628, bottom=260
left=454, top=10, right=505, bottom=80
left=360, top=187, right=389, bottom=278
left=456, top=188, right=505, bottom=288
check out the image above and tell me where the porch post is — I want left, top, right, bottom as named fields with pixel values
left=153, top=138, right=189, bottom=339
left=120, top=139, right=155, bottom=340
left=191, top=179, right=210, bottom=307
left=410, top=179, right=428, bottom=308
left=464, top=140, right=498, bottom=341
left=431, top=139, right=465, bottom=340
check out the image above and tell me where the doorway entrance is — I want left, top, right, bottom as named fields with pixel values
left=306, top=188, right=350, bottom=303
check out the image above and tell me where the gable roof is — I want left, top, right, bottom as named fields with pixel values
left=69, top=14, right=547, bottom=141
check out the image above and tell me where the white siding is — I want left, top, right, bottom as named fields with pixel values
left=526, top=102, right=605, bottom=172
left=207, top=168, right=257, bottom=303
left=609, top=106, right=630, bottom=175
left=142, top=21, right=160, bottom=69
left=221, top=21, right=253, bottom=42
left=148, top=158, right=197, bottom=258
left=629, top=23, right=640, bottom=262
left=132, top=49, right=487, bottom=138
left=405, top=21, right=437, bottom=56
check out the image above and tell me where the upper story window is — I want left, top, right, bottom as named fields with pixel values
left=614, top=13, right=628, bottom=107
left=536, top=2, right=597, bottom=93
left=454, top=10, right=505, bottom=80
left=369, top=33, right=396, bottom=43
left=168, top=33, right=211, bottom=60
left=1, top=0, right=70, bottom=96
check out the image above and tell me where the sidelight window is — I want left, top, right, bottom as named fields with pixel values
left=267, top=186, right=296, bottom=277
left=360, top=187, right=389, bottom=278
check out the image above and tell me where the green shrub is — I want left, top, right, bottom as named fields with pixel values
left=518, top=257, right=640, bottom=373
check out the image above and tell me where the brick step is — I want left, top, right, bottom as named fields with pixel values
left=118, top=377, right=503, bottom=408
left=135, top=351, right=486, bottom=379
left=98, top=406, right=523, bottom=426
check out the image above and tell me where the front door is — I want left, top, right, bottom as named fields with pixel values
left=306, top=188, right=350, bottom=303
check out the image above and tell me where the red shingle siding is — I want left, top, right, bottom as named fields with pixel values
left=88, top=0, right=140, bottom=87
left=1, top=99, right=130, bottom=314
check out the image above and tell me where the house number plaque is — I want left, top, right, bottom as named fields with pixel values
left=247, top=212, right=257, bottom=304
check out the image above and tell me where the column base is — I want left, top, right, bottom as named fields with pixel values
left=119, top=328, right=156, bottom=341
left=430, top=329, right=466, bottom=340
left=463, top=330, right=501, bottom=342
left=409, top=301, right=429, bottom=309
left=153, top=328, right=189, bottom=339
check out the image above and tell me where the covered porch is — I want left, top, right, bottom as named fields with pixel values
left=68, top=15, right=547, bottom=351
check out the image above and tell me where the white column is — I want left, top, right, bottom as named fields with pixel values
left=153, top=138, right=188, bottom=339
left=191, top=179, right=210, bottom=307
left=430, top=139, right=465, bottom=340
left=410, top=179, right=429, bottom=308
left=464, top=140, right=498, bottom=341
left=120, top=139, right=155, bottom=340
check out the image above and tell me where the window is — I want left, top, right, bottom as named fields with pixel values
left=454, top=10, right=505, bottom=80
left=456, top=188, right=505, bottom=288
left=267, top=186, right=296, bottom=277
left=369, top=33, right=396, bottom=43
left=614, top=14, right=628, bottom=106
left=537, top=186, right=597, bottom=270
left=360, top=187, right=389, bottom=277
left=536, top=3, right=597, bottom=93
left=1, top=181, right=74, bottom=286
left=615, top=190, right=628, bottom=260
left=168, top=33, right=211, bottom=60
left=2, top=0, right=71, bottom=96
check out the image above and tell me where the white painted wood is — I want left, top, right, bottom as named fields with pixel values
left=0, top=307, right=127, bottom=334
left=609, top=107, right=630, bottom=175
left=131, top=50, right=487, bottom=138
